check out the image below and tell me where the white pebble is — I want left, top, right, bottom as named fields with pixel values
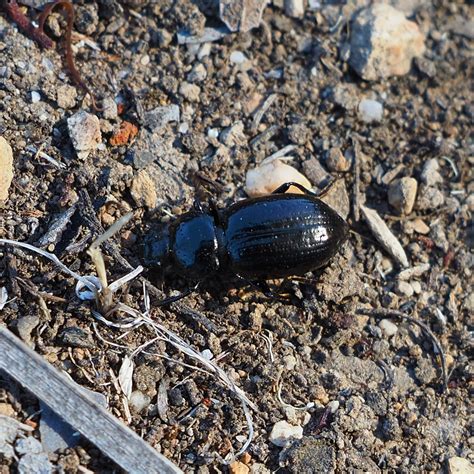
left=379, top=319, right=398, bottom=337
left=327, top=400, right=340, bottom=413
left=129, top=391, right=151, bottom=413
left=179, top=122, right=189, bottom=134
left=30, top=91, right=41, bottom=103
left=269, top=420, right=303, bottom=447
left=207, top=128, right=219, bottom=139
left=245, top=157, right=312, bottom=197
left=358, top=99, right=383, bottom=123
left=201, top=349, right=214, bottom=361
left=230, top=51, right=247, bottom=64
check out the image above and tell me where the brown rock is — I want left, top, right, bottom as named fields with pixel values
left=130, top=170, right=157, bottom=209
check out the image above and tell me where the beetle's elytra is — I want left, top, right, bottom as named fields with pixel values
left=142, top=182, right=349, bottom=281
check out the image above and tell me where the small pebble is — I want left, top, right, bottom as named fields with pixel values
left=0, top=136, right=14, bottom=201
left=416, top=185, right=445, bottom=211
left=219, top=0, right=268, bottom=32
left=16, top=315, right=39, bottom=347
left=207, top=128, right=219, bottom=139
left=102, top=97, right=118, bottom=120
left=269, top=420, right=303, bottom=447
left=411, top=281, right=422, bottom=294
left=378, top=319, right=398, bottom=337
left=395, top=280, right=414, bottom=297
left=447, top=457, right=474, bottom=474
left=130, top=170, right=157, bottom=209
left=245, top=158, right=311, bottom=197
left=179, top=82, right=201, bottom=102
left=56, top=84, right=77, bottom=109
left=187, top=63, right=207, bottom=83
left=358, top=99, right=383, bottom=123
left=30, top=91, right=41, bottom=103
left=229, top=461, right=250, bottom=474
left=129, top=391, right=151, bottom=413
left=284, top=0, right=305, bottom=18
left=67, top=110, right=102, bottom=160
left=15, top=437, right=43, bottom=455
left=230, top=51, right=248, bottom=64
left=326, top=147, right=351, bottom=172
left=388, top=177, right=418, bottom=214
left=420, top=158, right=443, bottom=186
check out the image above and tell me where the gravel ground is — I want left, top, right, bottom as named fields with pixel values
left=0, top=1, right=473, bottom=473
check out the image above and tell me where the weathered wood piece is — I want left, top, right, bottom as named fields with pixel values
left=0, top=326, right=181, bottom=474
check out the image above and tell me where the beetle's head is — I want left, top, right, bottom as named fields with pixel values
left=141, top=226, right=171, bottom=273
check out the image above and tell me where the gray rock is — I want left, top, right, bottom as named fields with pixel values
left=302, top=158, right=331, bottom=189
left=15, top=437, right=43, bottom=455
left=378, top=319, right=398, bottom=337
left=102, top=97, right=118, bottom=120
left=416, top=185, right=445, bottom=211
left=17, top=453, right=52, bottom=474
left=420, top=159, right=443, bottom=186
left=59, top=327, right=95, bottom=349
left=16, top=315, right=40, bottom=346
left=358, top=99, right=383, bottom=123
left=349, top=4, right=425, bottom=80
left=219, top=0, right=268, bottom=33
left=279, top=438, right=335, bottom=473
left=187, top=63, right=207, bottom=83
left=144, top=105, right=180, bottom=131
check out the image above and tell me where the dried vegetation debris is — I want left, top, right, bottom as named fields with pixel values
left=0, top=0, right=473, bottom=472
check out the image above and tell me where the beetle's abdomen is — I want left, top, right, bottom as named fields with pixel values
left=223, top=194, right=348, bottom=279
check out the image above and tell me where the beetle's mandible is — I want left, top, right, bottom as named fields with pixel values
left=141, top=182, right=349, bottom=282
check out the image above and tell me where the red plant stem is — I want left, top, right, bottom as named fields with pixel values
left=4, top=0, right=101, bottom=111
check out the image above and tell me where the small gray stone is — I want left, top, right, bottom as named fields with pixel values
left=416, top=185, right=445, bottom=211
left=219, top=0, right=268, bottom=33
left=302, top=158, right=331, bottom=189
left=230, top=51, right=248, bottom=64
left=358, top=99, right=383, bottom=123
left=378, top=319, right=398, bottom=337
left=179, top=82, right=201, bottom=102
left=420, top=159, right=443, bottom=186
left=388, top=177, right=418, bottom=214
left=279, top=438, right=335, bottom=472
left=144, top=105, right=180, bottom=131
left=17, top=453, right=52, bottom=474
left=187, top=63, right=207, bottom=83
left=16, top=315, right=40, bottom=346
left=395, top=280, right=414, bottom=297
left=15, top=437, right=43, bottom=455
left=59, top=327, right=95, bottom=349
left=102, top=97, right=118, bottom=120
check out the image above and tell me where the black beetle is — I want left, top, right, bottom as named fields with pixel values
left=142, top=182, right=349, bottom=284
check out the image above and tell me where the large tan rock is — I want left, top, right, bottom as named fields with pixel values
left=0, top=137, right=13, bottom=201
left=349, top=4, right=426, bottom=80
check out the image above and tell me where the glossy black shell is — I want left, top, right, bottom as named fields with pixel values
left=223, top=194, right=348, bottom=279
left=142, top=193, right=348, bottom=280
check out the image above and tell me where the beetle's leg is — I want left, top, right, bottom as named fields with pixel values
left=156, top=282, right=200, bottom=307
left=271, top=182, right=317, bottom=196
